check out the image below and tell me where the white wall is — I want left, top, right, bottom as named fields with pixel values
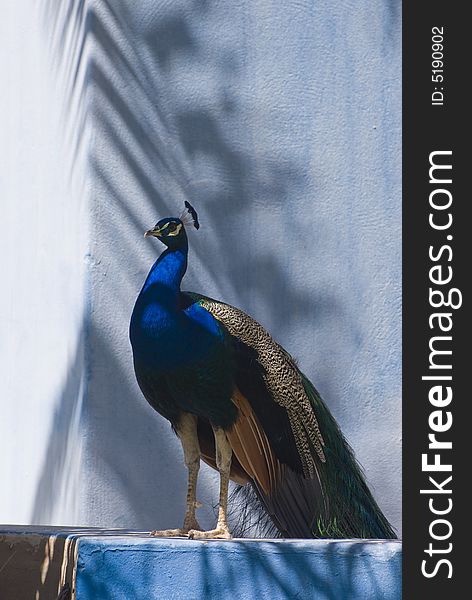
left=0, top=1, right=89, bottom=524
left=1, top=1, right=401, bottom=536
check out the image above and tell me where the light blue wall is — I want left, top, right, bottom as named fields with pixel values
left=76, top=537, right=402, bottom=600
left=30, top=1, right=401, bottom=535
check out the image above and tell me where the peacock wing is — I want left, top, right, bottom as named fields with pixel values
left=181, top=292, right=326, bottom=477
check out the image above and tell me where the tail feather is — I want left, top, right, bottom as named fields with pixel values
left=302, top=374, right=396, bottom=539
left=230, top=374, right=396, bottom=540
left=228, top=483, right=279, bottom=538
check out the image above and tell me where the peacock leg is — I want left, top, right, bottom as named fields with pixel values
left=188, top=426, right=232, bottom=540
left=151, top=413, right=202, bottom=537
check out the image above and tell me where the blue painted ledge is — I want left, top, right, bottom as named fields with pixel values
left=0, top=526, right=401, bottom=600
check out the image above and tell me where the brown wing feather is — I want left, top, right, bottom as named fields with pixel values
left=197, top=417, right=250, bottom=486
left=226, top=389, right=280, bottom=495
left=196, top=389, right=280, bottom=496
left=228, top=389, right=324, bottom=538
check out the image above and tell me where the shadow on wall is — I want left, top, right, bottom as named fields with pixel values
left=33, top=0, right=355, bottom=532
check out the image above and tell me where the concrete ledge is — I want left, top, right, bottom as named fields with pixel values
left=1, top=527, right=401, bottom=600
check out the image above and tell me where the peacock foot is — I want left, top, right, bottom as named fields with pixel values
left=151, top=517, right=202, bottom=538
left=187, top=527, right=232, bottom=540
left=150, top=528, right=188, bottom=537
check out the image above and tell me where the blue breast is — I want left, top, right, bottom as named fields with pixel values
left=130, top=247, right=223, bottom=372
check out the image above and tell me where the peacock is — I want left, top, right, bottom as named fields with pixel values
left=129, top=202, right=396, bottom=540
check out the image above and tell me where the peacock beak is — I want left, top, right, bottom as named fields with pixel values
left=144, top=227, right=162, bottom=238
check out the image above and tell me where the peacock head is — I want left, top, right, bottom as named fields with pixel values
left=144, top=201, right=199, bottom=249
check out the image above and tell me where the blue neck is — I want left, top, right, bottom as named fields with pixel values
left=141, top=244, right=188, bottom=309
left=130, top=242, right=192, bottom=368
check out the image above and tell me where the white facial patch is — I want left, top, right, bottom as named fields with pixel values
left=166, top=222, right=183, bottom=236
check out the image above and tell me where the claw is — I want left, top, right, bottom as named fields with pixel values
left=187, top=528, right=232, bottom=540
left=150, top=528, right=189, bottom=538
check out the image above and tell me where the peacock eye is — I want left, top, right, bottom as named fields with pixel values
left=167, top=222, right=177, bottom=232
